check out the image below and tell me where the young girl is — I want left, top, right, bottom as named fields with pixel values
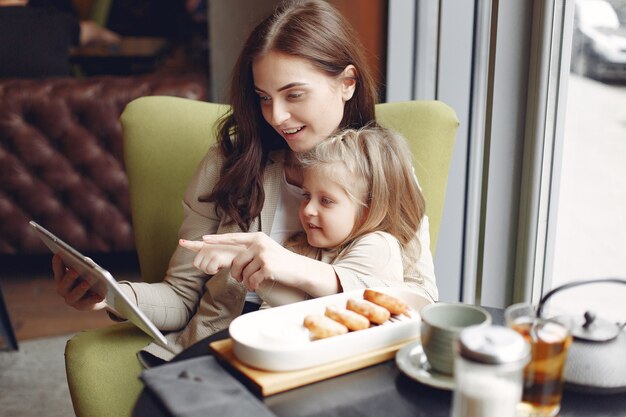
left=53, top=0, right=437, bottom=364
left=183, top=126, right=426, bottom=308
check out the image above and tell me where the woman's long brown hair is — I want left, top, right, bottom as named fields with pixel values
left=201, top=0, right=378, bottom=230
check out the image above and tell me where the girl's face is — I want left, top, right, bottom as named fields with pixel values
left=252, top=51, right=356, bottom=153
left=299, top=167, right=360, bottom=249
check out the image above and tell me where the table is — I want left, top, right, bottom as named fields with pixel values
left=133, top=307, right=626, bottom=417
left=69, top=36, right=169, bottom=76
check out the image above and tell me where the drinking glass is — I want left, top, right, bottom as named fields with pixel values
left=505, top=303, right=572, bottom=417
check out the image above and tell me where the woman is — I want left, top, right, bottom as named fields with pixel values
left=53, top=0, right=437, bottom=363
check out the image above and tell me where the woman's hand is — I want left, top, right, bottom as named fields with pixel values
left=201, top=232, right=339, bottom=296
left=52, top=254, right=106, bottom=311
left=79, top=21, right=121, bottom=46
left=179, top=239, right=244, bottom=275
left=202, top=232, right=294, bottom=291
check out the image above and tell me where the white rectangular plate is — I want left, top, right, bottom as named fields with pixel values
left=229, top=287, right=431, bottom=371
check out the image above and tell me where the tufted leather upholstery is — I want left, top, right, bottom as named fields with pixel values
left=0, top=75, right=207, bottom=254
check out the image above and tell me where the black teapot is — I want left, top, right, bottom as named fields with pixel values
left=536, top=278, right=626, bottom=394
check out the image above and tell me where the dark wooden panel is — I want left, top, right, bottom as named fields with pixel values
left=329, top=0, right=388, bottom=98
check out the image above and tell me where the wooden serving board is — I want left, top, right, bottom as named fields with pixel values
left=209, top=337, right=418, bottom=396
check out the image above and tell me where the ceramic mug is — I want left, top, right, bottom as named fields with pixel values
left=420, top=303, right=492, bottom=375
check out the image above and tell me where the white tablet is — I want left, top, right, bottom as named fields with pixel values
left=29, top=220, right=168, bottom=346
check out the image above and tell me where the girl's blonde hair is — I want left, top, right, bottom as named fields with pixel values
left=292, top=126, right=425, bottom=255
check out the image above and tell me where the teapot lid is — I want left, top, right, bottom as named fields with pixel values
left=537, top=278, right=626, bottom=343
left=571, top=311, right=620, bottom=342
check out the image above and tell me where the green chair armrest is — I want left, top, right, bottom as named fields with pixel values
left=65, top=323, right=151, bottom=417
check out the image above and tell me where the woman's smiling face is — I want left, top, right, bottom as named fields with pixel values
left=252, top=51, right=355, bottom=153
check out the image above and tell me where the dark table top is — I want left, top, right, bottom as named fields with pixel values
left=134, top=307, right=626, bottom=417
left=70, top=37, right=169, bottom=59
left=69, top=36, right=170, bottom=76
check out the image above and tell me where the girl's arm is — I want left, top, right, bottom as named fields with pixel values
left=328, top=229, right=436, bottom=303
left=403, top=215, right=438, bottom=302
left=329, top=231, right=404, bottom=290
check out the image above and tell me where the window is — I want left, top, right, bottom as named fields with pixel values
left=386, top=0, right=626, bottom=312
left=547, top=0, right=626, bottom=322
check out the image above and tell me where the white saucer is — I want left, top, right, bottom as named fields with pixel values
left=395, top=340, right=455, bottom=390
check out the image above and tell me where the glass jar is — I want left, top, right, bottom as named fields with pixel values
left=451, top=325, right=530, bottom=417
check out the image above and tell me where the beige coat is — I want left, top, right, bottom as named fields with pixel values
left=122, top=146, right=437, bottom=360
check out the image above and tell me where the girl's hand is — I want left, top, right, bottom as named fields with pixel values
left=52, top=254, right=106, bottom=311
left=179, top=239, right=244, bottom=275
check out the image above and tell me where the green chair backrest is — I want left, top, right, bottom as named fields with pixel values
left=88, top=0, right=113, bottom=27
left=121, top=97, right=229, bottom=283
left=121, top=97, right=458, bottom=284
left=376, top=101, right=459, bottom=257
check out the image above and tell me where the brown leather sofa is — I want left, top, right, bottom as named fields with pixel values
left=0, top=74, right=207, bottom=255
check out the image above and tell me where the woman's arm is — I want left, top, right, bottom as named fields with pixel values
left=120, top=146, right=226, bottom=330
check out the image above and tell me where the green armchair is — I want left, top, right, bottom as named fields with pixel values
left=64, top=97, right=458, bottom=417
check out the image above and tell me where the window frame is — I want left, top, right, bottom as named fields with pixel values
left=385, top=0, right=572, bottom=306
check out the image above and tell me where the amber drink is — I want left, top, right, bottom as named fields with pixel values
left=505, top=304, right=572, bottom=417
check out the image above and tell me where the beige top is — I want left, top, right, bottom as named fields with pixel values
left=258, top=231, right=405, bottom=307
left=122, top=145, right=438, bottom=361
